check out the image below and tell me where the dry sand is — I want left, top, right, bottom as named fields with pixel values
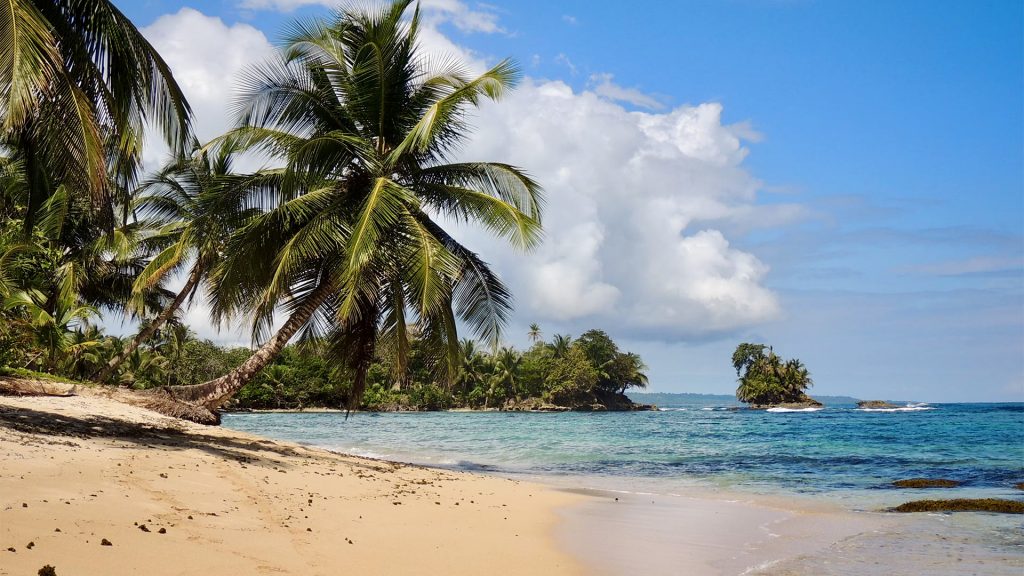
left=0, top=392, right=583, bottom=576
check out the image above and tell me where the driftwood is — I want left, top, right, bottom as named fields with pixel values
left=0, top=378, right=77, bottom=397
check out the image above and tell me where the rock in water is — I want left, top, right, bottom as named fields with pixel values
left=893, top=478, right=960, bottom=488
left=891, top=498, right=1024, bottom=514
left=857, top=400, right=900, bottom=409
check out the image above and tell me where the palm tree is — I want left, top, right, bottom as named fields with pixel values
left=549, top=334, right=572, bottom=359
left=615, top=351, right=649, bottom=394
left=157, top=1, right=542, bottom=417
left=492, top=346, right=521, bottom=402
left=1, top=0, right=191, bottom=227
left=94, top=144, right=263, bottom=382
left=455, top=338, right=488, bottom=399
left=527, top=323, right=542, bottom=343
left=3, top=288, right=97, bottom=372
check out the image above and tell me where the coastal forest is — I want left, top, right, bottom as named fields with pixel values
left=0, top=0, right=648, bottom=418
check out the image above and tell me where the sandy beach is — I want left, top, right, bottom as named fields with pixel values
left=4, top=391, right=1019, bottom=576
left=0, top=392, right=582, bottom=576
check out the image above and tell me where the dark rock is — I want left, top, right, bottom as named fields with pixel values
left=100, top=539, right=112, bottom=546
left=138, top=524, right=150, bottom=532
left=858, top=400, right=900, bottom=409
left=1014, top=482, right=1024, bottom=491
left=38, top=566, right=57, bottom=576
left=891, top=498, right=1024, bottom=514
left=893, top=478, right=960, bottom=488
left=753, top=396, right=823, bottom=410
left=158, top=528, right=166, bottom=534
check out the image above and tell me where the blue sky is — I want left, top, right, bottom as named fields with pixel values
left=121, top=0, right=1023, bottom=402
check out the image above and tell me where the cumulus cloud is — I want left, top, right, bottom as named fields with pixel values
left=141, top=8, right=276, bottom=167
left=136, top=7, right=789, bottom=344
left=589, top=73, right=665, bottom=110
left=451, top=80, right=785, bottom=339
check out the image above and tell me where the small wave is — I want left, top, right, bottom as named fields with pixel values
left=658, top=407, right=688, bottom=411
left=766, top=407, right=823, bottom=413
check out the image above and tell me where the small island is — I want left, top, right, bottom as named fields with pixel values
left=731, top=343, right=820, bottom=409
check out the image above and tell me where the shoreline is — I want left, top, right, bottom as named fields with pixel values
left=4, top=393, right=1021, bottom=575
left=0, top=393, right=584, bottom=576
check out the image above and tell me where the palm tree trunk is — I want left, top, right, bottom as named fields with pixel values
left=159, top=283, right=333, bottom=411
left=94, top=267, right=202, bottom=383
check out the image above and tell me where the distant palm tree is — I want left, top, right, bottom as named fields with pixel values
left=159, top=1, right=542, bottom=416
left=549, top=334, right=572, bottom=359
left=1, top=0, right=191, bottom=227
left=492, top=346, right=521, bottom=402
left=527, top=323, right=542, bottom=343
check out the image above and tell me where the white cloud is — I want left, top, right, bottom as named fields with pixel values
left=239, top=0, right=503, bottom=34
left=589, top=73, right=664, bottom=110
left=562, top=14, right=578, bottom=25
left=136, top=7, right=788, bottom=344
left=554, top=53, right=578, bottom=75
left=452, top=80, right=784, bottom=340
left=141, top=8, right=276, bottom=168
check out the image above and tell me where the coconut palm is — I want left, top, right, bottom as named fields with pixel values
left=1, top=0, right=191, bottom=227
left=527, top=323, right=541, bottom=343
left=158, top=1, right=542, bottom=417
left=94, top=144, right=267, bottom=382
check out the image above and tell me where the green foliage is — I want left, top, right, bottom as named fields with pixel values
left=543, top=346, right=598, bottom=406
left=733, top=343, right=814, bottom=406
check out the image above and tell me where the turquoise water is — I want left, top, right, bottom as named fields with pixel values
left=221, top=402, right=1024, bottom=506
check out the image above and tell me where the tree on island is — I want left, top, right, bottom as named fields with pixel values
left=732, top=343, right=815, bottom=406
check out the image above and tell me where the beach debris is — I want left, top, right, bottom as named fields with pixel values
left=54, top=528, right=60, bottom=532
left=22, top=503, right=27, bottom=508
left=7, top=547, right=15, bottom=552
left=38, top=566, right=57, bottom=576
left=891, top=498, right=1024, bottom=514
left=138, top=524, right=150, bottom=532
left=158, top=528, right=166, bottom=534
left=26, top=541, right=34, bottom=549
left=100, top=539, right=112, bottom=546
left=893, top=478, right=961, bottom=488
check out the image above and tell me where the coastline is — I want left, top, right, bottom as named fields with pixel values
left=4, top=394, right=1021, bottom=576
left=0, top=393, right=584, bottom=576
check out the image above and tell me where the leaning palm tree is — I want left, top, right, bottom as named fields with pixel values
left=0, top=0, right=191, bottom=228
left=94, top=144, right=267, bottom=382
left=155, top=1, right=541, bottom=419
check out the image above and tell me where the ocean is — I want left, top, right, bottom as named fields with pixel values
left=221, top=401, right=1024, bottom=574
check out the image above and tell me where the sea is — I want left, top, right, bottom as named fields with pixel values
left=221, top=399, right=1024, bottom=574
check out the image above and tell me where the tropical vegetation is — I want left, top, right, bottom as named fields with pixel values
left=731, top=343, right=815, bottom=406
left=0, top=0, right=650, bottom=420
